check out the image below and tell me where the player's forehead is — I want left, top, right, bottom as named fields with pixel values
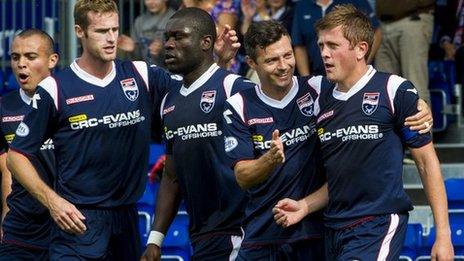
left=165, top=18, right=194, bottom=35
left=11, top=35, right=48, bottom=55
left=317, top=25, right=346, bottom=44
left=257, top=35, right=292, bottom=59
left=86, top=11, right=119, bottom=29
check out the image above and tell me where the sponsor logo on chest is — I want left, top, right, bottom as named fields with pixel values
left=200, top=90, right=216, bottom=113
left=120, top=78, right=139, bottom=101
left=362, top=92, right=380, bottom=115
left=2, top=115, right=24, bottom=123
left=66, top=94, right=95, bottom=105
left=162, top=105, right=175, bottom=116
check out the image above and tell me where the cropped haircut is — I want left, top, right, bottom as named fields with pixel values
left=16, top=28, right=55, bottom=55
left=170, top=7, right=217, bottom=49
left=315, top=4, right=374, bottom=61
left=74, top=0, right=118, bottom=31
left=244, top=20, right=290, bottom=61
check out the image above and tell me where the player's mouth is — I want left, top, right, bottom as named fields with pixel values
left=17, top=72, right=30, bottom=84
left=103, top=46, right=115, bottom=54
left=324, top=63, right=335, bottom=71
left=165, top=53, right=176, bottom=64
left=276, top=72, right=291, bottom=81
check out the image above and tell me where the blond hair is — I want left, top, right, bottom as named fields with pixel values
left=315, top=4, right=374, bottom=61
left=74, top=0, right=118, bottom=31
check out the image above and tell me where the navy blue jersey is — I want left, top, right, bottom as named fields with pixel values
left=10, top=60, right=180, bottom=207
left=310, top=67, right=432, bottom=229
left=161, top=64, right=253, bottom=241
left=0, top=89, right=55, bottom=248
left=223, top=76, right=325, bottom=246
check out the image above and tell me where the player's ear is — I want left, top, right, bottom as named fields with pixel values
left=48, top=53, right=59, bottom=70
left=201, top=35, right=213, bottom=51
left=246, top=55, right=257, bottom=70
left=355, top=41, right=369, bottom=61
left=75, top=25, right=85, bottom=39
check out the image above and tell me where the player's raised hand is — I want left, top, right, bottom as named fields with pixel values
left=269, top=129, right=285, bottom=164
left=48, top=193, right=86, bottom=234
left=273, top=198, right=307, bottom=228
left=215, top=24, right=240, bottom=67
left=431, top=236, right=454, bottom=261
left=405, top=99, right=433, bottom=134
left=140, top=244, right=162, bottom=261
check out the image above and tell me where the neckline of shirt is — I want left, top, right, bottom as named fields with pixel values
left=19, top=88, right=32, bottom=105
left=332, top=65, right=376, bottom=101
left=70, top=59, right=116, bottom=88
left=254, top=76, right=299, bottom=109
left=179, top=63, right=219, bottom=97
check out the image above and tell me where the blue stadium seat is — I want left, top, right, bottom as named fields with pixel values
left=428, top=60, right=457, bottom=132
left=445, top=178, right=464, bottom=209
left=416, top=224, right=464, bottom=260
left=138, top=182, right=158, bottom=247
left=451, top=223, right=464, bottom=256
left=137, top=181, right=191, bottom=260
left=149, top=143, right=165, bottom=167
left=161, top=213, right=191, bottom=261
left=399, top=223, right=423, bottom=261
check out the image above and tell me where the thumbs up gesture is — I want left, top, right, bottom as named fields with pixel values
left=269, top=129, right=285, bottom=164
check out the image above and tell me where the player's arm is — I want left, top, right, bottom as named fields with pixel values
left=6, top=85, right=86, bottom=235
left=7, top=151, right=86, bottom=235
left=234, top=129, right=284, bottom=189
left=0, top=152, right=11, bottom=238
left=273, top=182, right=328, bottom=228
left=394, top=79, right=453, bottom=260
left=294, top=46, right=310, bottom=76
left=141, top=154, right=181, bottom=261
left=410, top=144, right=454, bottom=260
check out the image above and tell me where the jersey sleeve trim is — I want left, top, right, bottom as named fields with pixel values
left=307, top=75, right=323, bottom=95
left=385, top=75, right=406, bottom=115
left=38, top=76, right=59, bottom=110
left=226, top=93, right=245, bottom=123
left=223, top=74, right=240, bottom=98
left=9, top=147, right=37, bottom=160
left=132, top=61, right=149, bottom=92
left=159, top=92, right=169, bottom=119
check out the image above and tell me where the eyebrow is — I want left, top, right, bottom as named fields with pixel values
left=11, top=51, right=39, bottom=56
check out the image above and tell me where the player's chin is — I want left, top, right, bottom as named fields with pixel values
left=101, top=53, right=117, bottom=62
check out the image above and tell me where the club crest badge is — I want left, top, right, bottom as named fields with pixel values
left=297, top=92, right=314, bottom=117
left=120, top=78, right=139, bottom=101
left=200, top=90, right=216, bottom=113
left=362, top=92, right=380, bottom=115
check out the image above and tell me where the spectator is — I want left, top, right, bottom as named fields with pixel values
left=375, top=0, right=435, bottom=105
left=118, top=0, right=176, bottom=66
left=240, top=0, right=271, bottom=35
left=292, top=0, right=381, bottom=76
left=436, top=0, right=464, bottom=85
left=268, top=0, right=294, bottom=33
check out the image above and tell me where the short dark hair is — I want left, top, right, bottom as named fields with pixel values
left=170, top=7, right=217, bottom=48
left=244, top=20, right=290, bottom=61
left=315, top=4, right=374, bottom=61
left=16, top=28, right=55, bottom=55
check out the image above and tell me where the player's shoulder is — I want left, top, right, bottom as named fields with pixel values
left=383, top=73, right=415, bottom=94
left=0, top=89, right=20, bottom=105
